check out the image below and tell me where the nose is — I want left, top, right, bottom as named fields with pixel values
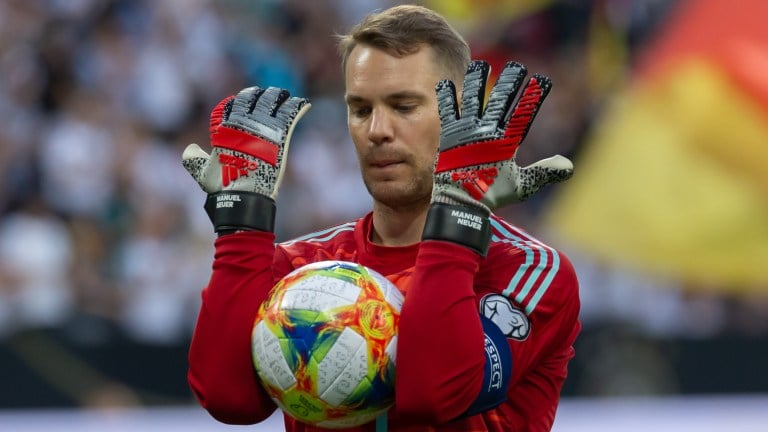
left=367, top=108, right=394, bottom=145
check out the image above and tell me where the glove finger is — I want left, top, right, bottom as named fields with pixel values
left=209, top=96, right=235, bottom=137
left=230, top=86, right=265, bottom=117
left=182, top=143, right=213, bottom=185
left=278, top=96, right=311, bottom=123
left=485, top=61, right=527, bottom=126
left=276, top=96, right=312, bottom=157
left=460, top=60, right=489, bottom=119
left=516, top=155, right=573, bottom=200
left=436, top=79, right=459, bottom=129
left=272, top=99, right=312, bottom=199
left=503, top=74, right=552, bottom=142
left=254, top=87, right=290, bottom=116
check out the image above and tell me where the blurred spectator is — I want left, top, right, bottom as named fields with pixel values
left=38, top=89, right=117, bottom=218
left=0, top=195, right=75, bottom=335
left=113, top=203, right=197, bottom=344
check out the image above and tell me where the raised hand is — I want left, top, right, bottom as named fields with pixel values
left=182, top=86, right=311, bottom=233
left=432, top=60, right=573, bottom=212
left=423, top=61, right=572, bottom=255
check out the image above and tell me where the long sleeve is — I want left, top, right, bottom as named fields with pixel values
left=395, top=240, right=485, bottom=424
left=392, top=222, right=581, bottom=431
left=488, top=241, right=581, bottom=432
left=187, top=231, right=278, bottom=424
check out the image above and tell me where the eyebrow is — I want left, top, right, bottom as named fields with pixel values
left=345, top=91, right=427, bottom=105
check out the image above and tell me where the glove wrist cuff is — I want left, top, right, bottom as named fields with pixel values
left=422, top=203, right=491, bottom=256
left=205, top=191, right=276, bottom=234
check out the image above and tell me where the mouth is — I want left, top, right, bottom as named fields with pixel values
left=370, top=160, right=403, bottom=168
left=366, top=158, right=407, bottom=180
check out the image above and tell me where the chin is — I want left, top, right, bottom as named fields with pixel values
left=366, top=182, right=431, bottom=209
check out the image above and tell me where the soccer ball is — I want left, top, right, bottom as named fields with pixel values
left=251, top=260, right=403, bottom=428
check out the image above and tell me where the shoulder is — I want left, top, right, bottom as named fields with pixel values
left=275, top=220, right=360, bottom=263
left=482, top=216, right=579, bottom=318
left=279, top=221, right=358, bottom=247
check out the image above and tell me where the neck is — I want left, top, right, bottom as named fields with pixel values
left=370, top=201, right=430, bottom=247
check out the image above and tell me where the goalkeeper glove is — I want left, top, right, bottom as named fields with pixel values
left=182, top=86, right=311, bottom=233
left=422, top=60, right=573, bottom=255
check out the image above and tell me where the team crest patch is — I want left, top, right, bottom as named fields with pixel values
left=479, top=294, right=530, bottom=341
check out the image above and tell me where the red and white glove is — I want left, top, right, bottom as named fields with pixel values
left=423, top=61, right=573, bottom=255
left=182, top=86, right=310, bottom=233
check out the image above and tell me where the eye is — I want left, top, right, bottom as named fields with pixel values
left=350, top=106, right=371, bottom=117
left=396, top=104, right=416, bottom=113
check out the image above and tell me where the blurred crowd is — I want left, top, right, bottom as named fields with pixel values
left=0, top=0, right=591, bottom=345
left=3, top=0, right=763, bottom=368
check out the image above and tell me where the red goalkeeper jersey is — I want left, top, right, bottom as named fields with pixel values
left=188, top=212, right=580, bottom=432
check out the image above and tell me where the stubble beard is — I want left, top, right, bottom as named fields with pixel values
left=363, top=168, right=433, bottom=212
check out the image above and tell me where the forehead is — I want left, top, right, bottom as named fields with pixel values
left=344, top=45, right=443, bottom=98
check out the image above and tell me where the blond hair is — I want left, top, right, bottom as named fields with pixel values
left=337, top=5, right=470, bottom=84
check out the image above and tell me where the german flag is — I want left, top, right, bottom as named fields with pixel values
left=545, top=0, right=768, bottom=292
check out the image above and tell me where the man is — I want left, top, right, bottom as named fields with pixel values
left=182, top=4, right=580, bottom=431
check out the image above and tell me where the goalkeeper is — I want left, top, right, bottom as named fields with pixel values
left=184, top=4, right=580, bottom=432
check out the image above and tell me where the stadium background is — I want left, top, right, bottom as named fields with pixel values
left=1, top=0, right=766, bottom=430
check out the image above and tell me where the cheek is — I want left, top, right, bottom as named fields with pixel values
left=415, top=116, right=441, bottom=159
left=411, top=141, right=439, bottom=174
left=347, top=119, right=364, bottom=145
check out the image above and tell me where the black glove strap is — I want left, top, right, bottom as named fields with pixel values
left=205, top=191, right=276, bottom=234
left=422, top=203, right=491, bottom=256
